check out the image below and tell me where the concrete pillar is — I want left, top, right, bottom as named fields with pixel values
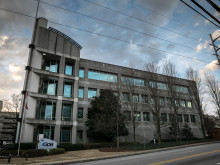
left=54, top=125, right=61, bottom=143
left=55, top=100, right=62, bottom=143
left=59, top=56, right=65, bottom=74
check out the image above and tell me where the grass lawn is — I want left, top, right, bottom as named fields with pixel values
left=120, top=139, right=216, bottom=150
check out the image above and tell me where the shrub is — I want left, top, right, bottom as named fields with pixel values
left=58, top=143, right=85, bottom=151
left=21, top=149, right=48, bottom=157
left=2, top=143, right=36, bottom=150
left=0, top=150, right=24, bottom=156
left=49, top=148, right=65, bottom=155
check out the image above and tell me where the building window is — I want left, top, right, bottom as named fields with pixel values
left=157, top=82, right=168, bottom=90
left=187, top=100, right=192, bottom=108
left=135, top=112, right=141, bottom=121
left=62, top=104, right=71, bottom=121
left=38, top=126, right=54, bottom=140
left=175, top=85, right=189, bottom=94
left=184, top=114, right=189, bottom=122
left=161, top=113, right=167, bottom=122
left=65, top=63, right=73, bottom=75
left=88, top=70, right=117, bottom=82
left=174, top=99, right=180, bottom=107
left=178, top=114, right=183, bottom=122
left=87, top=108, right=92, bottom=119
left=64, top=83, right=72, bottom=97
left=190, top=115, right=196, bottom=123
left=181, top=100, right=186, bottom=107
left=77, top=130, right=83, bottom=143
left=143, top=112, right=150, bottom=121
left=150, top=97, right=155, bottom=105
left=61, top=127, right=71, bottom=142
left=114, top=92, right=119, bottom=97
left=78, top=87, right=84, bottom=98
left=149, top=81, right=168, bottom=90
left=88, top=88, right=97, bottom=98
left=121, top=76, right=145, bottom=86
left=124, top=111, right=131, bottom=121
left=42, top=80, right=57, bottom=95
left=78, top=108, right=83, bottom=119
left=132, top=94, right=139, bottom=103
left=79, top=68, right=84, bottom=78
left=122, top=93, right=129, bottom=102
left=169, top=114, right=174, bottom=122
left=40, top=102, right=56, bottom=120
left=166, top=98, right=171, bottom=106
left=45, top=60, right=59, bottom=73
left=159, top=97, right=165, bottom=106
left=141, top=95, right=148, bottom=104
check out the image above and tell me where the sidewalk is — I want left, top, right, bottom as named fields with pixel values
left=0, top=141, right=219, bottom=165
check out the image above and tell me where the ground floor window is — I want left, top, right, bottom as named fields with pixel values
left=190, top=115, right=196, bottom=123
left=77, top=130, right=83, bottom=143
left=143, top=112, right=150, bottom=121
left=78, top=108, right=83, bottom=119
left=184, top=114, right=189, bottom=122
left=61, top=127, right=71, bottom=142
left=135, top=112, right=141, bottom=121
left=161, top=113, right=167, bottom=122
left=38, top=126, right=55, bottom=140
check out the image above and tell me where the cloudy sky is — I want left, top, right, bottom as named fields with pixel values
left=0, top=0, right=219, bottom=112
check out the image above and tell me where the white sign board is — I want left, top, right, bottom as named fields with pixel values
left=38, top=138, right=57, bottom=150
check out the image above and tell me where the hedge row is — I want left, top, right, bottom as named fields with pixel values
left=0, top=148, right=65, bottom=157
left=0, top=150, right=24, bottom=156
left=49, top=148, right=65, bottom=155
left=2, top=143, right=36, bottom=150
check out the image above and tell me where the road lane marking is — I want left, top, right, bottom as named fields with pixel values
left=147, top=150, right=220, bottom=165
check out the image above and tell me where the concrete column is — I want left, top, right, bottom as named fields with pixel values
left=56, top=100, right=62, bottom=121
left=59, top=56, right=65, bottom=74
left=54, top=125, right=61, bottom=144
left=83, top=129, right=87, bottom=144
left=72, top=125, right=77, bottom=144
left=97, top=88, right=100, bottom=97
left=72, top=101, right=78, bottom=144
left=57, top=77, right=64, bottom=96
left=84, top=68, right=88, bottom=80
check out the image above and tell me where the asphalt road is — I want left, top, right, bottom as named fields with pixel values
left=70, top=143, right=220, bottom=165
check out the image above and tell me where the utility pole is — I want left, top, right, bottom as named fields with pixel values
left=16, top=0, right=40, bottom=156
left=209, top=34, right=220, bottom=68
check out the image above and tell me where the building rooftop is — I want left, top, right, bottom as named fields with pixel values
left=48, top=27, right=82, bottom=50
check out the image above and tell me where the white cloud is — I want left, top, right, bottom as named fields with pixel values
left=195, top=40, right=209, bottom=52
left=204, top=60, right=220, bottom=71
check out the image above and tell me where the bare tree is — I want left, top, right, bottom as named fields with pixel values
left=121, top=69, right=142, bottom=144
left=144, top=60, right=163, bottom=144
left=162, top=60, right=182, bottom=141
left=1, top=94, right=21, bottom=142
left=204, top=72, right=220, bottom=117
left=186, top=67, right=206, bottom=138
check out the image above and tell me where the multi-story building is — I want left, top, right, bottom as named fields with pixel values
left=16, top=18, right=202, bottom=144
left=0, top=110, right=17, bottom=147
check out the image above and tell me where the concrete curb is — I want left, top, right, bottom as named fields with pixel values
left=31, top=141, right=220, bottom=165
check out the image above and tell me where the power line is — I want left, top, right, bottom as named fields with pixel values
left=81, top=0, right=210, bottom=44
left=38, top=0, right=214, bottom=56
left=180, top=0, right=220, bottom=28
left=0, top=7, right=218, bottom=65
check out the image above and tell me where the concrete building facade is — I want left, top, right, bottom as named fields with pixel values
left=17, top=18, right=203, bottom=144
